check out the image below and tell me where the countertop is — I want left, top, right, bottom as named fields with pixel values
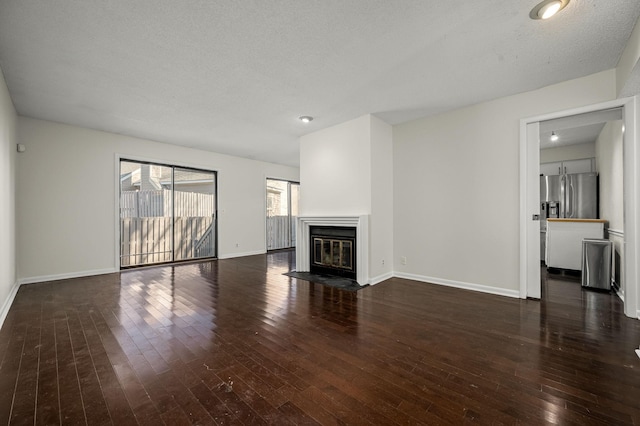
left=547, top=218, right=607, bottom=223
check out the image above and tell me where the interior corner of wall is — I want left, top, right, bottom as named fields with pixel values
left=0, top=280, right=20, bottom=330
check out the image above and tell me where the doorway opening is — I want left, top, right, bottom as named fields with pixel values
left=539, top=108, right=624, bottom=294
left=119, top=160, right=217, bottom=267
left=520, top=98, right=639, bottom=319
left=266, top=179, right=299, bottom=250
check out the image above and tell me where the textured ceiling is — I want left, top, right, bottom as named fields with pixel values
left=0, top=1, right=639, bottom=167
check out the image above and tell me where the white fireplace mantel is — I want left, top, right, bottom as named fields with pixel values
left=296, top=215, right=369, bottom=285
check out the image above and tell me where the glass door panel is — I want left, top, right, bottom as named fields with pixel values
left=173, top=168, right=216, bottom=261
left=266, top=179, right=298, bottom=250
left=266, top=179, right=290, bottom=250
left=120, top=161, right=173, bottom=266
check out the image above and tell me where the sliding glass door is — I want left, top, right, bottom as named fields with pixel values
left=266, top=179, right=299, bottom=250
left=173, top=167, right=217, bottom=261
left=120, top=162, right=174, bottom=265
left=120, top=160, right=216, bottom=267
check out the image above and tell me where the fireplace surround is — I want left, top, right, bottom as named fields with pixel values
left=296, top=215, right=369, bottom=285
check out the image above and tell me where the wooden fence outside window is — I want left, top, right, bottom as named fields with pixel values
left=120, top=190, right=215, bottom=266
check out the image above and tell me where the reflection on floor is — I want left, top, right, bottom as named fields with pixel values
left=0, top=252, right=638, bottom=424
left=541, top=265, right=625, bottom=346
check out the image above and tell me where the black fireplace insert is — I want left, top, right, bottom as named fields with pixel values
left=309, top=226, right=356, bottom=279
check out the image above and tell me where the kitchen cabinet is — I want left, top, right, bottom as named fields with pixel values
left=546, top=219, right=605, bottom=270
left=540, top=158, right=594, bottom=176
left=564, top=158, right=594, bottom=174
left=540, top=161, right=562, bottom=176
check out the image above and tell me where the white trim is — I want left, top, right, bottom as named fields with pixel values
left=623, top=96, right=639, bottom=319
left=0, top=281, right=20, bottom=329
left=394, top=272, right=520, bottom=299
left=218, top=249, right=266, bottom=260
left=519, top=119, right=528, bottom=298
left=18, top=268, right=118, bottom=285
left=115, top=153, right=220, bottom=175
left=263, top=173, right=268, bottom=252
left=608, top=229, right=625, bottom=237
left=609, top=226, right=625, bottom=306
left=114, top=154, right=121, bottom=269
left=520, top=97, right=639, bottom=319
left=522, top=99, right=631, bottom=124
left=296, top=215, right=370, bottom=285
left=369, top=272, right=393, bottom=285
left=525, top=122, right=541, bottom=299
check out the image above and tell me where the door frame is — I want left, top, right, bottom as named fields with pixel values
left=265, top=177, right=300, bottom=251
left=519, top=97, right=639, bottom=319
left=115, top=154, right=219, bottom=268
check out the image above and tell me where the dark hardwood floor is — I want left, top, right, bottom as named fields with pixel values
left=1, top=251, right=639, bottom=425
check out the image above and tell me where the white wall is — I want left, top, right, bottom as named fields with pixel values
left=617, top=14, right=640, bottom=96
left=299, top=114, right=393, bottom=282
left=393, top=70, right=617, bottom=294
left=369, top=116, right=393, bottom=281
left=16, top=117, right=299, bottom=282
left=596, top=121, right=624, bottom=230
left=0, top=67, right=17, bottom=322
left=299, top=115, right=372, bottom=216
left=596, top=120, right=625, bottom=294
left=540, top=142, right=595, bottom=164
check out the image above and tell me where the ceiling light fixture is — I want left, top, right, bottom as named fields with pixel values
left=550, top=131, right=559, bottom=142
left=529, top=0, right=569, bottom=20
left=299, top=116, right=313, bottom=123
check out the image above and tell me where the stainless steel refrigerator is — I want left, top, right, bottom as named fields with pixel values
left=540, top=172, right=599, bottom=260
left=541, top=172, right=598, bottom=219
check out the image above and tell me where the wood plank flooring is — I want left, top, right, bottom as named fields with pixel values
left=1, top=251, right=639, bottom=425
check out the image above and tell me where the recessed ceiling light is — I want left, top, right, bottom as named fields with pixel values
left=299, top=116, right=313, bottom=123
left=550, top=131, right=559, bottom=142
left=529, top=0, right=569, bottom=20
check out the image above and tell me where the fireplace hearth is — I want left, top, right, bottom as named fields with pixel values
left=309, top=226, right=356, bottom=279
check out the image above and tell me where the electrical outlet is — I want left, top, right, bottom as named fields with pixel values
left=401, top=256, right=407, bottom=265
left=382, top=259, right=385, bottom=266
left=235, top=243, right=239, bottom=247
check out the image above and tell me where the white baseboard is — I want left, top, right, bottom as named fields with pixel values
left=393, top=272, right=520, bottom=299
left=218, top=249, right=266, bottom=260
left=0, top=281, right=20, bottom=330
left=18, top=268, right=118, bottom=285
left=369, top=272, right=394, bottom=285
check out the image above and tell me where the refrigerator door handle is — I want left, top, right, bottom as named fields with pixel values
left=571, top=178, right=577, bottom=218
left=560, top=175, right=566, bottom=218
left=567, top=175, right=575, bottom=218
